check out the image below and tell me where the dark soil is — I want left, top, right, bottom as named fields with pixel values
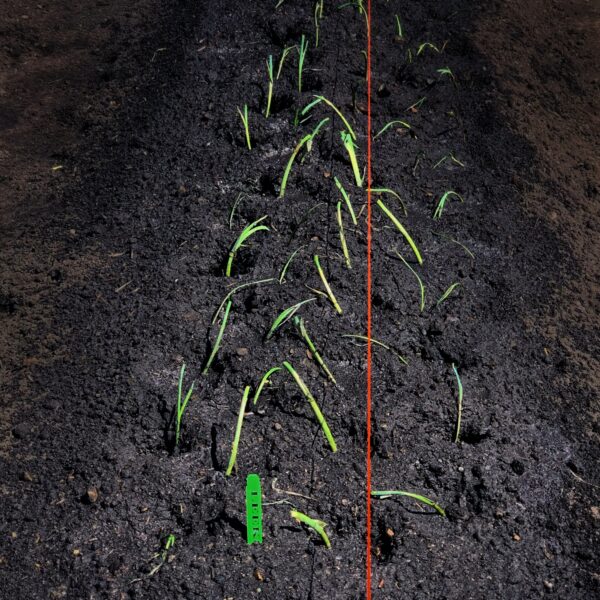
left=1, top=1, right=598, bottom=599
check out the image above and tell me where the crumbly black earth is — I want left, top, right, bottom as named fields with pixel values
left=0, top=1, right=598, bottom=599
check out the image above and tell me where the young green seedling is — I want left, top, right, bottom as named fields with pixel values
left=314, top=0, right=324, bottom=47
left=373, top=119, right=412, bottom=140
left=433, top=153, right=465, bottom=169
left=225, top=216, right=269, bottom=277
left=253, top=366, right=282, bottom=405
left=290, top=509, right=331, bottom=548
left=342, top=334, right=408, bottom=365
left=377, top=199, right=423, bottom=264
left=277, top=46, right=294, bottom=79
left=432, top=231, right=474, bottom=260
left=393, top=250, right=425, bottom=312
left=225, top=385, right=251, bottom=476
left=314, top=254, right=342, bottom=314
left=406, top=97, right=426, bottom=112
left=266, top=298, right=316, bottom=340
left=265, top=56, right=274, bottom=118
left=371, top=490, right=446, bottom=517
left=175, top=363, right=195, bottom=446
left=369, top=187, right=407, bottom=216
left=436, top=282, right=461, bottom=306
left=337, top=202, right=352, bottom=269
left=302, top=96, right=356, bottom=140
left=237, top=104, right=251, bottom=150
left=433, top=190, right=464, bottom=220
left=212, top=278, right=275, bottom=325
left=294, top=316, right=336, bottom=384
left=279, top=118, right=329, bottom=198
left=334, top=176, right=357, bottom=225
left=279, top=246, right=305, bottom=283
left=395, top=15, right=403, bottom=39
left=416, top=42, right=440, bottom=56
left=282, top=361, right=337, bottom=451
left=338, top=0, right=369, bottom=34
left=228, top=192, right=248, bottom=229
left=341, top=131, right=362, bottom=187
left=297, top=34, right=308, bottom=92
left=452, top=363, right=463, bottom=443
left=149, top=533, right=177, bottom=575
left=437, top=66, right=456, bottom=83
left=203, top=299, right=232, bottom=374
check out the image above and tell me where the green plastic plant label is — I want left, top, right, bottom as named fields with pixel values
left=246, top=474, right=263, bottom=544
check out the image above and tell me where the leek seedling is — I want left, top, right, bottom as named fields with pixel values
left=437, top=66, right=456, bottom=82
left=394, top=15, right=403, bottom=39
left=338, top=0, right=368, bottom=34
left=279, top=118, right=329, bottom=198
left=341, top=131, right=362, bottom=187
left=371, top=490, right=446, bottom=517
left=282, top=361, right=337, bottom=451
left=203, top=299, right=232, bottom=374
left=314, top=1, right=324, bottom=47
left=237, top=104, right=251, bottom=150
left=342, top=334, right=408, bottom=365
left=279, top=246, right=305, bottom=283
left=226, top=216, right=269, bottom=277
left=265, top=56, right=274, bottom=118
left=175, top=363, right=195, bottom=446
left=377, top=199, right=423, bottom=264
left=228, top=192, right=248, bottom=229
left=416, top=42, right=440, bottom=56
left=334, top=176, right=357, bottom=225
left=433, top=153, right=465, bottom=169
left=298, top=35, right=308, bottom=93
left=302, top=96, right=356, bottom=140
left=369, top=187, right=407, bottom=216
left=393, top=250, right=425, bottom=312
left=266, top=298, right=316, bottom=340
left=225, top=386, right=251, bottom=476
left=373, top=119, right=411, bottom=140
left=277, top=46, right=294, bottom=79
left=436, top=282, right=461, bottom=306
left=433, top=190, right=464, bottom=220
left=253, top=367, right=282, bottom=405
left=432, top=231, right=474, bottom=260
left=290, top=509, right=331, bottom=548
left=212, top=278, right=275, bottom=325
left=452, top=363, right=463, bottom=443
left=337, top=202, right=351, bottom=269
left=406, top=97, right=426, bottom=112
left=162, top=534, right=176, bottom=559
left=294, top=316, right=336, bottom=384
left=314, top=254, right=342, bottom=314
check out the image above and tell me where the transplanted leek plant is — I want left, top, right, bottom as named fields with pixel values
left=253, top=366, right=282, bottom=405
left=282, top=361, right=337, bottom=451
left=393, top=250, right=425, bottom=312
left=452, top=363, right=463, bottom=443
left=433, top=190, right=464, bottom=220
left=226, top=216, right=269, bottom=276
left=279, top=117, right=329, bottom=198
left=341, top=131, right=362, bottom=187
left=174, top=363, right=195, bottom=446
left=334, top=176, right=357, bottom=225
left=337, top=202, right=351, bottom=269
left=237, top=104, right=251, bottom=150
left=298, top=34, right=308, bottom=92
left=266, top=298, right=316, bottom=340
left=314, top=254, right=342, bottom=314
left=203, top=299, right=232, bottom=374
left=225, top=386, right=251, bottom=476
left=294, top=316, right=336, bottom=384
left=342, top=334, right=408, bottom=365
left=265, top=56, right=274, bottom=118
left=371, top=490, right=446, bottom=517
left=302, top=96, right=356, bottom=140
left=373, top=119, right=411, bottom=140
left=377, top=199, right=423, bottom=264
left=290, top=509, right=331, bottom=548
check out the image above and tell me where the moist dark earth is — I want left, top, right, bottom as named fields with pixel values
left=1, top=1, right=599, bottom=599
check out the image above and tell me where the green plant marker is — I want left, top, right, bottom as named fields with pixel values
left=246, top=474, right=263, bottom=544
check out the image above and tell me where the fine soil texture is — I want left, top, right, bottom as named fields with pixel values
left=0, top=1, right=598, bottom=599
